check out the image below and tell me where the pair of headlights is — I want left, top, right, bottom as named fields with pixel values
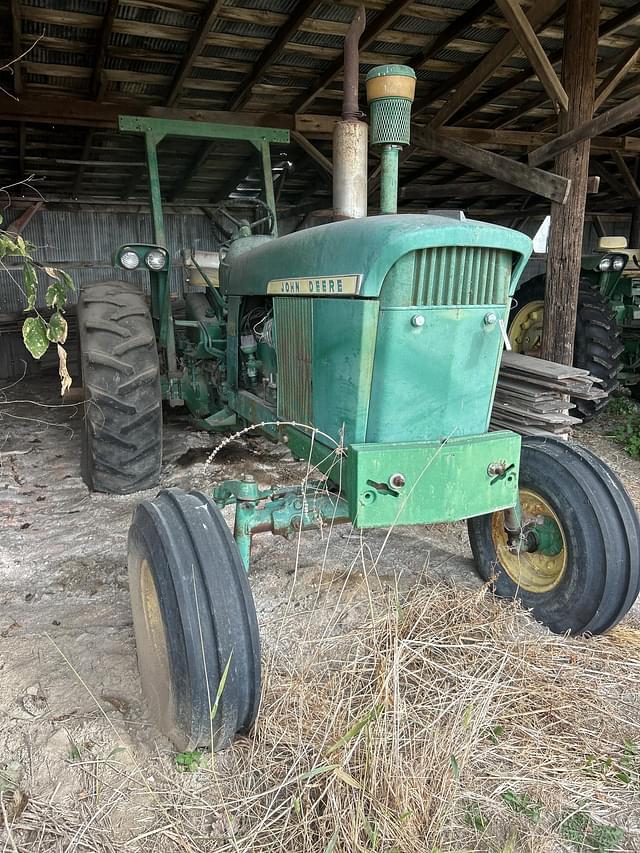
left=119, top=247, right=168, bottom=271
left=598, top=254, right=626, bottom=272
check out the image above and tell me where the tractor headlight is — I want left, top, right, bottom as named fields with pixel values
left=120, top=250, right=140, bottom=269
left=145, top=249, right=168, bottom=270
left=598, top=256, right=612, bottom=271
left=613, top=255, right=626, bottom=271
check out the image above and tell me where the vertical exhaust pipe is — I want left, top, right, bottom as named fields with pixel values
left=333, top=6, right=368, bottom=220
left=366, top=65, right=416, bottom=214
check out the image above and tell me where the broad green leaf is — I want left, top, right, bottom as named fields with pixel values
left=16, top=235, right=26, bottom=255
left=23, top=262, right=38, bottom=311
left=22, top=316, right=49, bottom=359
left=45, top=281, right=67, bottom=309
left=0, top=234, right=19, bottom=255
left=60, top=270, right=75, bottom=293
left=47, top=311, right=68, bottom=344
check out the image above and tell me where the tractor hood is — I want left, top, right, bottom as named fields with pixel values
left=222, top=214, right=532, bottom=298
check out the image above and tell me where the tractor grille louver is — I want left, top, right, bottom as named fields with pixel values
left=273, top=297, right=313, bottom=424
left=402, top=246, right=511, bottom=306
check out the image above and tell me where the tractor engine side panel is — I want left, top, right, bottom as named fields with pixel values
left=366, top=247, right=512, bottom=442
left=273, top=297, right=379, bottom=444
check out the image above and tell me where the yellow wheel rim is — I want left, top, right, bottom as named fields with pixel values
left=508, top=299, right=545, bottom=354
left=491, top=490, right=567, bottom=593
left=137, top=558, right=173, bottom=726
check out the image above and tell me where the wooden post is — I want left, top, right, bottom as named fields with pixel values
left=541, top=0, right=600, bottom=365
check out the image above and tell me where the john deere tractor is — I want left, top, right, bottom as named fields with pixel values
left=508, top=235, right=640, bottom=417
left=76, top=66, right=640, bottom=751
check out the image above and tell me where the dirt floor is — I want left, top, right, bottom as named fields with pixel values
left=1, top=376, right=640, bottom=852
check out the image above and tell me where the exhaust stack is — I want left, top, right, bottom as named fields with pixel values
left=333, top=6, right=368, bottom=220
left=366, top=65, right=416, bottom=214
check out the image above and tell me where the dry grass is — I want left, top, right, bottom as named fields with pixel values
left=5, top=582, right=640, bottom=853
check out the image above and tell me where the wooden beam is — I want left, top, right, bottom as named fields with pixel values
left=613, top=151, right=640, bottom=199
left=0, top=95, right=339, bottom=135
left=592, top=157, right=633, bottom=199
left=402, top=176, right=601, bottom=201
left=210, top=151, right=260, bottom=202
left=529, top=94, right=640, bottom=168
left=433, top=126, right=640, bottom=153
left=169, top=140, right=219, bottom=200
left=292, top=0, right=415, bottom=114
left=17, top=123, right=26, bottom=183
left=428, top=0, right=564, bottom=129
left=494, top=0, right=568, bottom=112
left=594, top=44, right=640, bottom=110
left=450, top=2, right=640, bottom=129
left=409, top=0, right=494, bottom=71
left=227, top=0, right=321, bottom=112
left=90, top=0, right=119, bottom=99
left=412, top=126, right=570, bottom=204
left=166, top=0, right=227, bottom=107
left=72, top=130, right=94, bottom=197
left=10, top=0, right=23, bottom=96
left=291, top=131, right=333, bottom=176
left=541, top=0, right=599, bottom=366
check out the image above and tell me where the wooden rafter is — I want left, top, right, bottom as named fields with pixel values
left=428, top=0, right=565, bottom=130
left=461, top=3, right=640, bottom=130
left=91, top=0, right=119, bottom=99
left=18, top=123, right=26, bottom=182
left=613, top=151, right=640, bottom=199
left=210, top=150, right=261, bottom=203
left=591, top=158, right=632, bottom=198
left=166, top=0, right=227, bottom=107
left=292, top=0, right=416, bottom=114
left=291, top=132, right=333, bottom=176
left=169, top=141, right=220, bottom=201
left=412, top=126, right=570, bottom=204
left=72, top=131, right=94, bottom=197
left=494, top=0, right=568, bottom=112
left=594, top=44, right=640, bottom=110
left=10, top=0, right=23, bottom=96
left=227, top=0, right=322, bottom=112
left=529, top=94, right=640, bottom=167
left=409, top=0, right=494, bottom=72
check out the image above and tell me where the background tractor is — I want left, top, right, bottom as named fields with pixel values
left=508, top=235, right=640, bottom=418
left=76, top=65, right=640, bottom=752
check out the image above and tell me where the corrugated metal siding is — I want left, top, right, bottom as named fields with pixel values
left=0, top=210, right=216, bottom=313
left=273, top=297, right=313, bottom=424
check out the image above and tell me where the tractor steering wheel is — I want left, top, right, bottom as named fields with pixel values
left=215, top=199, right=275, bottom=243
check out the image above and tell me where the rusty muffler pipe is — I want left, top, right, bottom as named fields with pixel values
left=333, top=5, right=368, bottom=220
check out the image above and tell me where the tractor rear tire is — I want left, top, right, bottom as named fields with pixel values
left=509, top=277, right=624, bottom=421
left=78, top=281, right=162, bottom=494
left=128, top=489, right=261, bottom=751
left=468, top=437, right=640, bottom=636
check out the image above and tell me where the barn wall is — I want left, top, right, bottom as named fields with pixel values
left=0, top=209, right=217, bottom=313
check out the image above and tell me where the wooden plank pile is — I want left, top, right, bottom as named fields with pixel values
left=490, top=351, right=607, bottom=436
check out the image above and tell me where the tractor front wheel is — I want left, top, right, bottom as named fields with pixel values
left=468, top=437, right=640, bottom=635
left=128, top=489, right=261, bottom=750
left=78, top=281, right=162, bottom=493
left=508, top=277, right=623, bottom=420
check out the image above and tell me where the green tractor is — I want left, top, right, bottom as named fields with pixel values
left=76, top=67, right=640, bottom=751
left=508, top=235, right=640, bottom=418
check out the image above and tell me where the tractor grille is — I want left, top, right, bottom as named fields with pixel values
left=408, top=246, right=511, bottom=306
left=273, top=297, right=313, bottom=424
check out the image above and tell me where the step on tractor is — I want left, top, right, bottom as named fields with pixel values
left=77, top=64, right=640, bottom=752
left=508, top=235, right=640, bottom=419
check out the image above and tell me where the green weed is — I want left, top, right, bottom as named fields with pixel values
left=500, top=790, right=543, bottom=823
left=175, top=750, right=202, bottom=772
left=561, top=811, right=625, bottom=852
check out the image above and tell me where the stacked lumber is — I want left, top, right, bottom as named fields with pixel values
left=490, top=351, right=606, bottom=436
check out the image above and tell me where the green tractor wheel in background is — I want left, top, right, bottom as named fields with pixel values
left=468, top=437, right=640, bottom=635
left=78, top=281, right=162, bottom=494
left=508, top=277, right=624, bottom=420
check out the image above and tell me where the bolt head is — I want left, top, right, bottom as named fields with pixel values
left=389, top=472, right=406, bottom=489
left=484, top=312, right=498, bottom=326
left=411, top=314, right=425, bottom=327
